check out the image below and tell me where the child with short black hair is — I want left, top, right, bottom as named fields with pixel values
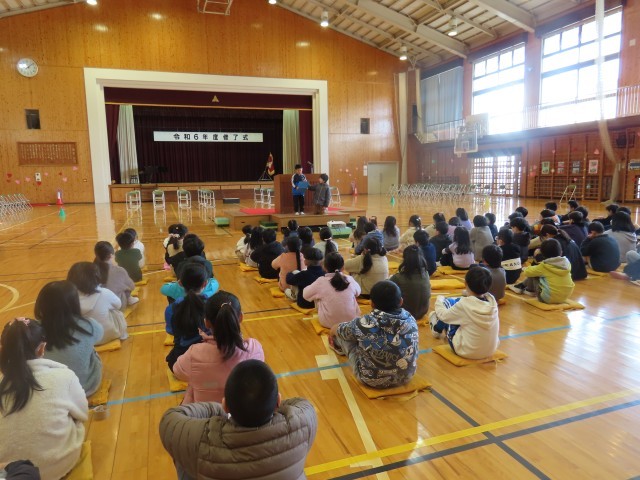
left=580, top=221, right=621, bottom=272
left=559, top=211, right=587, bottom=245
left=431, top=221, right=452, bottom=262
left=355, top=222, right=383, bottom=255
left=307, top=173, right=331, bottom=214
left=509, top=238, right=575, bottom=304
left=510, top=217, right=531, bottom=264
left=235, top=224, right=253, bottom=262
left=160, top=360, right=317, bottom=480
left=281, top=219, right=299, bottom=248
left=245, top=226, right=264, bottom=267
left=298, top=226, right=315, bottom=249
left=250, top=229, right=285, bottom=279
left=496, top=228, right=522, bottom=284
left=115, top=231, right=143, bottom=282
left=124, top=228, right=145, bottom=268
left=429, top=267, right=500, bottom=359
left=285, top=247, right=325, bottom=305
left=485, top=212, right=498, bottom=239
left=176, top=234, right=213, bottom=279
left=390, top=245, right=431, bottom=319
left=330, top=280, right=419, bottom=389
left=164, top=223, right=188, bottom=271
left=304, top=252, right=361, bottom=329
left=479, top=245, right=506, bottom=301
left=291, top=164, right=307, bottom=215
left=413, top=229, right=436, bottom=276
left=470, top=215, right=494, bottom=261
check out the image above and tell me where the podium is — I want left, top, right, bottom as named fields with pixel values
left=273, top=174, right=321, bottom=213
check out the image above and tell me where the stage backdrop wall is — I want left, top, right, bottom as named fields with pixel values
left=132, top=106, right=283, bottom=183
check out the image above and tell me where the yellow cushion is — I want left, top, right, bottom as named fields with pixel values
left=388, top=261, right=400, bottom=272
left=164, top=334, right=174, bottom=346
left=291, top=303, right=315, bottom=315
left=239, top=264, right=258, bottom=272
left=270, top=286, right=285, bottom=298
left=431, top=279, right=466, bottom=290
left=351, top=373, right=431, bottom=400
left=254, top=276, right=278, bottom=284
left=436, top=266, right=462, bottom=275
left=134, top=278, right=148, bottom=286
left=123, top=307, right=134, bottom=319
left=94, top=339, right=121, bottom=353
left=130, top=287, right=140, bottom=297
left=87, top=379, right=111, bottom=407
left=167, top=369, right=188, bottom=392
left=163, top=275, right=177, bottom=282
left=415, top=314, right=428, bottom=327
left=433, top=344, right=508, bottom=366
left=357, top=297, right=371, bottom=306
left=64, top=441, right=93, bottom=480
left=523, top=298, right=585, bottom=311
left=310, top=317, right=330, bottom=335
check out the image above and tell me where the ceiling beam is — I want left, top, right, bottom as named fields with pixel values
left=346, top=0, right=468, bottom=58
left=466, top=0, right=535, bottom=32
left=414, top=0, right=496, bottom=38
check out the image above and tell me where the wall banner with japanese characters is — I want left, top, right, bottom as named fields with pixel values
left=153, top=132, right=263, bottom=142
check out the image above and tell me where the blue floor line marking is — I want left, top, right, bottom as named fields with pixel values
left=330, top=399, right=640, bottom=479
left=109, top=312, right=640, bottom=406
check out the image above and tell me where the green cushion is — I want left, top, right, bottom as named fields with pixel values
left=214, top=217, right=230, bottom=226
left=331, top=227, right=352, bottom=239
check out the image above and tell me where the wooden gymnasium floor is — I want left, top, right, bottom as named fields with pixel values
left=0, top=195, right=639, bottom=480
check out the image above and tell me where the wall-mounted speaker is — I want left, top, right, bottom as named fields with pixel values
left=25, top=109, right=40, bottom=130
left=360, top=118, right=370, bottom=135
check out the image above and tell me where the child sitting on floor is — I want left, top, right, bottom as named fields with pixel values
left=398, top=215, right=422, bottom=251
left=315, top=227, right=338, bottom=257
left=250, top=229, right=285, bottom=279
left=271, top=237, right=306, bottom=292
left=431, top=221, right=452, bottom=262
left=510, top=217, right=531, bottom=265
left=235, top=225, right=253, bottom=262
left=344, top=236, right=389, bottom=296
left=330, top=280, right=419, bottom=389
left=160, top=360, right=317, bottom=480
left=94, top=241, right=137, bottom=308
left=164, top=223, right=188, bottom=273
left=382, top=215, right=400, bottom=251
left=470, top=215, right=495, bottom=261
left=509, top=238, right=575, bottom=304
left=114, top=231, right=143, bottom=282
left=0, top=319, right=88, bottom=480
left=124, top=228, right=145, bottom=268
left=485, top=212, right=498, bottom=239
left=303, top=252, right=361, bottom=329
left=429, top=267, right=499, bottom=360
left=389, top=245, right=431, bottom=320
left=496, top=228, right=522, bottom=285
left=440, top=227, right=475, bottom=270
left=479, top=245, right=506, bottom=301
left=172, top=291, right=264, bottom=404
left=176, top=235, right=213, bottom=279
left=413, top=229, right=437, bottom=276
left=285, top=247, right=325, bottom=305
left=580, top=221, right=621, bottom=273
left=245, top=226, right=264, bottom=268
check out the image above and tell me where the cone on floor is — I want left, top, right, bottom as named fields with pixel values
left=59, top=207, right=66, bottom=221
left=56, top=190, right=64, bottom=206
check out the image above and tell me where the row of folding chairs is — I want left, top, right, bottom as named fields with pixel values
left=0, top=194, right=32, bottom=220
left=253, top=187, right=275, bottom=208
left=387, top=184, right=478, bottom=203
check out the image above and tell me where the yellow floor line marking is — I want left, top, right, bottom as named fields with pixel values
left=0, top=208, right=72, bottom=232
left=0, top=283, right=20, bottom=313
left=243, top=312, right=302, bottom=323
left=316, top=337, right=389, bottom=479
left=305, top=386, right=640, bottom=476
left=129, top=329, right=166, bottom=336
left=2, top=300, right=35, bottom=313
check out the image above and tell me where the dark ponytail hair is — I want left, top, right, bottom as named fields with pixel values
left=360, top=237, right=386, bottom=275
left=320, top=227, right=337, bottom=254
left=172, top=264, right=207, bottom=338
left=325, top=252, right=350, bottom=292
left=383, top=216, right=398, bottom=236
left=456, top=208, right=469, bottom=222
left=93, top=241, right=115, bottom=285
left=35, top=281, right=92, bottom=350
left=204, top=291, right=247, bottom=361
left=286, top=236, right=302, bottom=271
left=353, top=216, right=368, bottom=243
left=409, top=214, right=422, bottom=229
left=67, top=262, right=101, bottom=295
left=399, top=245, right=427, bottom=276
left=0, top=319, right=45, bottom=415
left=249, top=226, right=265, bottom=250
left=167, top=223, right=188, bottom=250
left=453, top=227, right=472, bottom=255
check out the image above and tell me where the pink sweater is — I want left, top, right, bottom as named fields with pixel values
left=303, top=273, right=362, bottom=328
left=173, top=337, right=264, bottom=404
left=271, top=251, right=306, bottom=291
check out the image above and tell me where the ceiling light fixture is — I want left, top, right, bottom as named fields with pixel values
left=320, top=10, right=329, bottom=28
left=268, top=0, right=277, bottom=4
left=86, top=0, right=98, bottom=5
left=399, top=46, right=408, bottom=61
left=448, top=19, right=459, bottom=37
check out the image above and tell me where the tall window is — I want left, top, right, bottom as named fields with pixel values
left=472, top=44, right=525, bottom=135
left=470, top=155, right=521, bottom=196
left=539, top=9, right=622, bottom=127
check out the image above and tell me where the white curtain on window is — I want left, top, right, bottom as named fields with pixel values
left=282, top=110, right=300, bottom=175
left=117, top=105, right=139, bottom=184
left=395, top=72, right=408, bottom=184
left=421, top=67, right=464, bottom=129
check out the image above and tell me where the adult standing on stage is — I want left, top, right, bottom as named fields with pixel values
left=292, top=164, right=307, bottom=216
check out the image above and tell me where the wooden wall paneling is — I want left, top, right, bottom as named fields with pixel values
left=38, top=7, right=84, bottom=68
left=553, top=136, right=570, bottom=198
left=537, top=137, right=555, bottom=198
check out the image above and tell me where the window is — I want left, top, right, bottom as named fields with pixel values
left=539, top=9, right=622, bottom=127
left=470, top=155, right=521, bottom=196
left=472, top=44, right=526, bottom=134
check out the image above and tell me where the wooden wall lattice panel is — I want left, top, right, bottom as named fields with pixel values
left=17, top=142, right=77, bottom=165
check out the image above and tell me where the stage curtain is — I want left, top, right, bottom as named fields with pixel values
left=117, top=105, right=140, bottom=184
left=132, top=107, right=283, bottom=183
left=106, top=104, right=121, bottom=183
left=282, top=110, right=300, bottom=176
left=299, top=110, right=313, bottom=173
left=422, top=67, right=463, bottom=129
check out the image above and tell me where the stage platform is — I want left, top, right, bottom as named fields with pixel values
left=109, top=181, right=273, bottom=203
left=226, top=206, right=366, bottom=230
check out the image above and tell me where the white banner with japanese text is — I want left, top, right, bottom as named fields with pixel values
left=153, top=132, right=263, bottom=142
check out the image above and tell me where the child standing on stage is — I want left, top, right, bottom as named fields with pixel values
left=291, top=164, right=307, bottom=215
left=308, top=173, right=331, bottom=214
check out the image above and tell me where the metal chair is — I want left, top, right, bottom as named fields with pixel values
left=329, top=186, right=341, bottom=207
left=126, top=190, right=142, bottom=217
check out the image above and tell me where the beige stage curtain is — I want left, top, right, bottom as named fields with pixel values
left=395, top=72, right=408, bottom=185
left=282, top=110, right=300, bottom=175
left=117, top=105, right=139, bottom=184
